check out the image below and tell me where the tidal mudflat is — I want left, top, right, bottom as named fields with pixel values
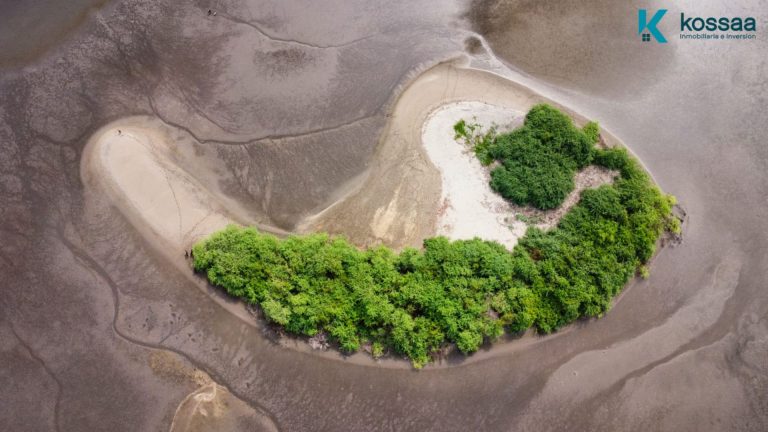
left=2, top=0, right=767, bottom=431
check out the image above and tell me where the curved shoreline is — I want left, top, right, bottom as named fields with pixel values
left=80, top=61, right=658, bottom=369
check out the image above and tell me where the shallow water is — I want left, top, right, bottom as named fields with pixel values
left=1, top=0, right=766, bottom=431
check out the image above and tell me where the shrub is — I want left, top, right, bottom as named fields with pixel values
left=523, top=104, right=594, bottom=167
left=490, top=154, right=575, bottom=210
left=475, top=104, right=597, bottom=209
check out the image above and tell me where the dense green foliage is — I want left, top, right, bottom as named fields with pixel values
left=456, top=104, right=598, bottom=210
left=193, top=105, right=677, bottom=367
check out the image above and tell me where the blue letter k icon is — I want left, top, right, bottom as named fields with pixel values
left=638, top=9, right=667, bottom=43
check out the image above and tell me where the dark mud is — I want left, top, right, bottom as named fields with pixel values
left=1, top=0, right=767, bottom=431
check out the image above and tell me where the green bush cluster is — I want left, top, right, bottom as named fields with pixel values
left=193, top=105, right=676, bottom=367
left=456, top=104, right=598, bottom=210
left=454, top=118, right=497, bottom=165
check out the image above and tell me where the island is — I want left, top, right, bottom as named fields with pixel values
left=191, top=104, right=679, bottom=368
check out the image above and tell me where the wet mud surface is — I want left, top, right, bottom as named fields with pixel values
left=1, top=0, right=767, bottom=431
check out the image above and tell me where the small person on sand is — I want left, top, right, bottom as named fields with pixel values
left=185, top=250, right=189, bottom=258
left=118, top=129, right=121, bottom=135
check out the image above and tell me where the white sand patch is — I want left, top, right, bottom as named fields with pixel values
left=422, top=101, right=528, bottom=249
